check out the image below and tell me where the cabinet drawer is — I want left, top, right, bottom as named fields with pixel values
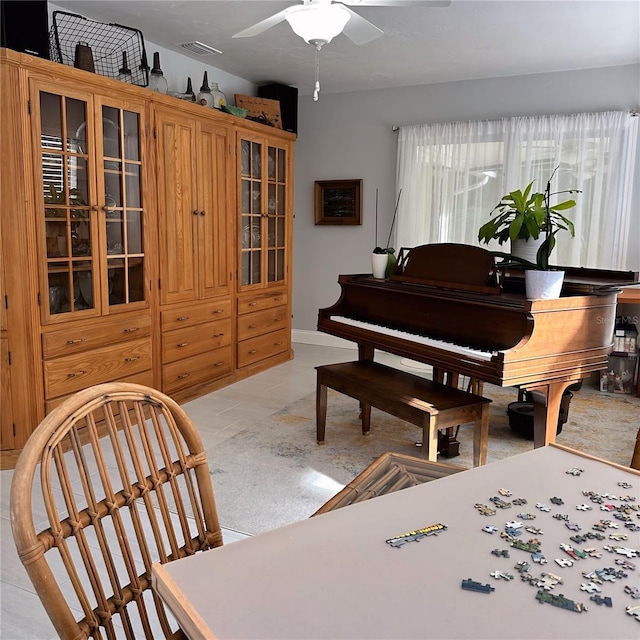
left=237, top=306, right=288, bottom=341
left=237, top=328, right=288, bottom=368
left=162, top=318, right=232, bottom=363
left=162, top=347, right=232, bottom=395
left=44, top=369, right=154, bottom=414
left=44, top=337, right=152, bottom=399
left=237, top=291, right=287, bottom=315
left=42, top=314, right=151, bottom=360
left=161, top=300, right=232, bottom=332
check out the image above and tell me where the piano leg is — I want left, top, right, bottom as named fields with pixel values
left=528, top=379, right=582, bottom=448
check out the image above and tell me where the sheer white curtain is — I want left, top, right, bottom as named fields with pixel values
left=395, top=111, right=638, bottom=269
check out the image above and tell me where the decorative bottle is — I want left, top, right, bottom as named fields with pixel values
left=210, top=82, right=227, bottom=109
left=197, top=71, right=214, bottom=108
left=148, top=52, right=168, bottom=94
left=185, top=77, right=196, bottom=102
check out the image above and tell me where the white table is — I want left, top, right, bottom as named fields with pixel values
left=152, top=445, right=640, bottom=639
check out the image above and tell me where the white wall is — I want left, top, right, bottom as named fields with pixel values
left=292, top=65, right=640, bottom=332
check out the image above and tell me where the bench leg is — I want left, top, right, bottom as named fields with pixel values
left=361, top=403, right=371, bottom=436
left=316, top=380, right=327, bottom=444
left=473, top=404, right=490, bottom=466
left=422, top=416, right=438, bottom=462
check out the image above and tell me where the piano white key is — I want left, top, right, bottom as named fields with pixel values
left=329, top=315, right=496, bottom=361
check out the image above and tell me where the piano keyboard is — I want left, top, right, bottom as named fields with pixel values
left=329, top=316, right=497, bottom=362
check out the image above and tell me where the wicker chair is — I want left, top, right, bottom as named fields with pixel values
left=10, top=382, right=223, bottom=640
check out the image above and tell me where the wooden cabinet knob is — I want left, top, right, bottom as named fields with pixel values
left=125, top=356, right=141, bottom=363
left=67, top=370, right=86, bottom=378
left=66, top=338, right=86, bottom=345
left=177, top=316, right=190, bottom=321
left=213, top=333, right=224, bottom=338
left=177, top=342, right=189, bottom=348
left=123, top=327, right=139, bottom=333
left=178, top=373, right=190, bottom=380
left=248, top=324, right=257, bottom=329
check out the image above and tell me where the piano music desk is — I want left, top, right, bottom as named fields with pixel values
left=315, top=361, right=491, bottom=466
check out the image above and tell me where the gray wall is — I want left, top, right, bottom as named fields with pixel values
left=292, top=64, right=640, bottom=333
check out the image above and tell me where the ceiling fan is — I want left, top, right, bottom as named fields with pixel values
left=233, top=0, right=451, bottom=100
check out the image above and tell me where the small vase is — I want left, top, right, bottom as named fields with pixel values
left=372, top=253, right=388, bottom=279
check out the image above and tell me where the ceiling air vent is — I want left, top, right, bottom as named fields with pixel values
left=177, top=41, right=222, bottom=56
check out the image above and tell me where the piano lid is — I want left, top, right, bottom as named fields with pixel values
left=390, top=243, right=501, bottom=294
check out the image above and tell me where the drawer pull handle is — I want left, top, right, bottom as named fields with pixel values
left=248, top=324, right=257, bottom=329
left=66, top=338, right=86, bottom=345
left=123, top=327, right=139, bottom=333
left=193, top=210, right=199, bottom=216
left=213, top=308, right=225, bottom=314
left=214, top=332, right=225, bottom=338
left=214, top=361, right=225, bottom=367
left=177, top=342, right=189, bottom=347
left=67, top=370, right=86, bottom=379
left=178, top=373, right=190, bottom=380
left=200, top=210, right=206, bottom=216
left=177, top=316, right=190, bottom=321
left=274, top=317, right=284, bottom=322
left=248, top=349, right=257, bottom=354
left=125, top=356, right=141, bottom=363
left=274, top=341, right=284, bottom=346
left=274, top=297, right=283, bottom=301
left=248, top=302, right=258, bottom=307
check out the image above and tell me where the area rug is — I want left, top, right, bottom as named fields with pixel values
left=206, top=383, right=640, bottom=535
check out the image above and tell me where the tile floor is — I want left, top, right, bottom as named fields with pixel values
left=0, top=343, right=364, bottom=639
left=0, top=342, right=633, bottom=638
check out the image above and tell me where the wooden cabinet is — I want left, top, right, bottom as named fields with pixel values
left=0, top=49, right=295, bottom=467
left=155, top=107, right=234, bottom=400
left=236, top=132, right=293, bottom=370
left=155, top=107, right=231, bottom=305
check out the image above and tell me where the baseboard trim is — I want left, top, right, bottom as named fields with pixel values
left=292, top=329, right=357, bottom=350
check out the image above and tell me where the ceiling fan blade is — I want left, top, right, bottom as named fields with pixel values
left=341, top=1, right=451, bottom=6
left=342, top=6, right=384, bottom=45
left=232, top=8, right=289, bottom=38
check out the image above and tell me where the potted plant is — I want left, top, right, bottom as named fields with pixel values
left=478, top=170, right=579, bottom=299
left=372, top=190, right=401, bottom=279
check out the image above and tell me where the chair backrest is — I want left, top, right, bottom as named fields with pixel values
left=11, top=382, right=223, bottom=640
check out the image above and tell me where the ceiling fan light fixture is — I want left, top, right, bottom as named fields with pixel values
left=285, top=4, right=351, bottom=45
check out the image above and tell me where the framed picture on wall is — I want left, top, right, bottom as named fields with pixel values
left=314, top=179, right=363, bottom=225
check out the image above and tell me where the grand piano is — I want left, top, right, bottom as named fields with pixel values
left=318, top=243, right=638, bottom=450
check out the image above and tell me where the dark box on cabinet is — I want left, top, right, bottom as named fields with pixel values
left=258, top=83, right=298, bottom=134
left=1, top=0, right=50, bottom=58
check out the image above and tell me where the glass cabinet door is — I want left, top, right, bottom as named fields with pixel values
left=239, top=136, right=288, bottom=289
left=99, top=104, right=145, bottom=308
left=37, top=87, right=145, bottom=319
left=40, top=91, right=94, bottom=316
left=266, top=144, right=287, bottom=284
left=240, top=138, right=263, bottom=287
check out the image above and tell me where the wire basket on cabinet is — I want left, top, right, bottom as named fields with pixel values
left=49, top=11, right=149, bottom=87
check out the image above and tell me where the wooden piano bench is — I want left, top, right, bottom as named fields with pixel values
left=315, top=360, right=491, bottom=466
left=312, top=451, right=465, bottom=516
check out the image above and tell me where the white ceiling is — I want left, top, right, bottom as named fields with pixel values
left=50, top=0, right=640, bottom=96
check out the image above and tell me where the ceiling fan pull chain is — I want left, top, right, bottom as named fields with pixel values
left=313, top=44, right=321, bottom=101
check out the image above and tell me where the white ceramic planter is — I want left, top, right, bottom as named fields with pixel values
left=371, top=253, right=388, bottom=279
left=511, top=236, right=545, bottom=264
left=525, top=270, right=565, bottom=299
